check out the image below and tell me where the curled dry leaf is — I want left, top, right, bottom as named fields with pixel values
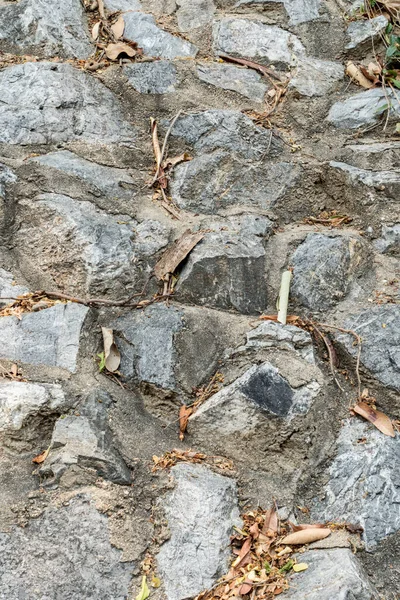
left=346, top=62, right=374, bottom=89
left=232, top=537, right=252, bottom=568
left=288, top=522, right=326, bottom=532
left=105, top=42, right=136, bottom=61
left=262, top=505, right=279, bottom=535
left=111, top=15, right=125, bottom=39
left=281, top=528, right=331, bottom=545
left=101, top=327, right=121, bottom=373
left=92, top=21, right=101, bottom=40
left=32, top=446, right=50, bottom=464
left=179, top=405, right=193, bottom=440
left=154, top=230, right=204, bottom=281
left=353, top=401, right=395, bottom=438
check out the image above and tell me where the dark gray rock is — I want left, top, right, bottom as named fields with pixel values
left=338, top=141, right=400, bottom=171
left=157, top=463, right=241, bottom=600
left=374, top=224, right=400, bottom=254
left=30, top=151, right=135, bottom=201
left=176, top=0, right=215, bottom=31
left=338, top=305, right=400, bottom=391
left=123, top=12, right=198, bottom=59
left=191, top=362, right=320, bottom=434
left=236, top=0, right=322, bottom=25
left=283, top=549, right=379, bottom=599
left=213, top=18, right=304, bottom=67
left=291, top=233, right=366, bottom=311
left=40, top=391, right=131, bottom=486
left=0, top=496, right=134, bottom=599
left=346, top=15, right=388, bottom=50
left=327, top=88, right=400, bottom=129
left=0, top=163, right=16, bottom=199
left=0, top=303, right=88, bottom=373
left=0, top=0, right=93, bottom=58
left=0, top=62, right=135, bottom=145
left=124, top=60, right=178, bottom=93
left=314, top=420, right=400, bottom=549
left=196, top=62, right=269, bottom=101
left=0, top=268, right=28, bottom=306
left=132, top=219, right=170, bottom=256
left=329, top=161, right=400, bottom=200
left=239, top=320, right=315, bottom=363
left=290, top=57, right=343, bottom=97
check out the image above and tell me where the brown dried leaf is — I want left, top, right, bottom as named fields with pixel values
left=105, top=42, right=136, bottom=61
left=98, top=0, right=105, bottom=17
left=92, top=21, right=101, bottom=40
left=101, top=327, right=121, bottom=372
left=154, top=230, right=204, bottom=281
left=262, top=505, right=279, bottom=535
left=238, top=581, right=253, bottom=595
left=232, top=536, right=252, bottom=568
left=162, top=153, right=192, bottom=170
left=281, top=528, right=331, bottom=545
left=346, top=62, right=374, bottom=89
left=179, top=405, right=193, bottom=440
left=32, top=446, right=50, bottom=464
left=111, top=15, right=125, bottom=39
left=353, top=402, right=395, bottom=437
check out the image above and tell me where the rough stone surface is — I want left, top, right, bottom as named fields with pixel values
left=283, top=549, right=379, bottom=599
left=0, top=303, right=88, bottom=373
left=0, top=268, right=28, bottom=306
left=196, top=62, right=269, bottom=101
left=314, top=420, right=400, bottom=549
left=191, top=362, right=320, bottom=433
left=0, top=496, right=134, bottom=599
left=346, top=15, right=388, bottom=50
left=0, top=163, right=16, bottom=199
left=104, top=0, right=142, bottom=9
left=124, top=60, right=178, bottom=93
left=339, top=305, right=400, bottom=391
left=239, top=321, right=315, bottom=364
left=157, top=463, right=241, bottom=600
left=291, top=233, right=366, bottom=311
left=327, top=88, right=400, bottom=129
left=236, top=0, right=321, bottom=25
left=0, top=0, right=93, bottom=58
left=213, top=18, right=305, bottom=67
left=290, top=57, right=343, bottom=97
left=176, top=0, right=215, bottom=31
left=123, top=12, right=198, bottom=59
left=0, top=62, right=135, bottom=145
left=374, top=224, right=400, bottom=254
left=330, top=161, right=400, bottom=199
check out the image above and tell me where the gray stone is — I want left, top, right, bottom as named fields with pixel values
left=176, top=0, right=215, bottom=31
left=241, top=320, right=315, bottom=363
left=338, top=305, right=400, bottom=391
left=236, top=0, right=322, bottom=26
left=124, top=60, right=178, bottom=93
left=291, top=233, right=366, bottom=311
left=176, top=228, right=267, bottom=314
left=196, top=62, right=269, bottom=101
left=40, top=391, right=131, bottom=486
left=314, top=420, right=400, bottom=549
left=0, top=163, right=16, bottom=199
left=329, top=161, right=400, bottom=200
left=30, top=151, right=135, bottom=201
left=0, top=62, right=135, bottom=145
left=132, top=219, right=170, bottom=256
left=346, top=15, right=388, bottom=50
left=0, top=269, right=28, bottom=306
left=157, top=463, right=241, bottom=600
left=374, top=224, right=400, bottom=254
left=123, top=12, right=198, bottom=59
left=0, top=496, right=134, bottom=599
left=339, top=141, right=400, bottom=171
left=327, top=88, right=400, bottom=129
left=290, top=57, right=343, bottom=97
left=0, top=303, right=88, bottom=373
left=104, top=0, right=142, bottom=10
left=213, top=18, right=305, bottom=67
left=191, top=362, right=320, bottom=434
left=0, top=0, right=93, bottom=58
left=283, top=549, right=379, bottom=599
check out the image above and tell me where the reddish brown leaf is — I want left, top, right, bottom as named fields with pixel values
left=249, top=522, right=259, bottom=539
left=32, top=447, right=50, bottom=464
left=281, top=528, right=331, bottom=545
left=353, top=402, right=395, bottom=438
left=232, top=537, right=252, bottom=568
left=238, top=581, right=253, bottom=595
left=179, top=405, right=193, bottom=441
left=262, top=505, right=278, bottom=535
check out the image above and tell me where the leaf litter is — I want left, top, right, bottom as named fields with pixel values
left=0, top=292, right=65, bottom=320
left=151, top=449, right=234, bottom=473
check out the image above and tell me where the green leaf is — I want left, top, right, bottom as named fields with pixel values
left=97, top=351, right=106, bottom=372
left=280, top=559, right=295, bottom=573
left=386, top=45, right=398, bottom=58
left=264, top=561, right=272, bottom=574
left=386, top=22, right=393, bottom=34
left=136, top=576, right=150, bottom=600
left=392, top=79, right=400, bottom=89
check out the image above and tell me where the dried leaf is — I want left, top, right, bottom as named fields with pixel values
left=179, top=405, right=193, bottom=440
left=379, top=0, right=400, bottom=10
left=101, top=327, right=121, bottom=373
left=105, top=42, right=136, bottom=61
left=97, top=0, right=105, bottom=17
left=232, top=537, right=252, bottom=568
left=262, top=505, right=279, bottom=535
left=154, top=230, right=204, bottom=281
left=281, top=528, right=331, bottom=545
left=346, top=62, right=374, bottom=89
left=288, top=522, right=327, bottom=532
left=91, top=21, right=101, bottom=40
left=353, top=402, right=395, bottom=437
left=135, top=576, right=149, bottom=600
left=293, top=563, right=308, bottom=572
left=238, top=581, right=253, bottom=595
left=162, top=152, right=192, bottom=170
left=111, top=15, right=125, bottom=39
left=32, top=446, right=50, bottom=464
left=10, top=363, right=18, bottom=377
left=151, top=575, right=161, bottom=588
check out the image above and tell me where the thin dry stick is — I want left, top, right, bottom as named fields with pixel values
left=150, top=110, right=182, bottom=187
left=311, top=322, right=345, bottom=392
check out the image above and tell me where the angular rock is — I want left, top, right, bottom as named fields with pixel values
left=104, top=0, right=142, bottom=9
left=283, top=549, right=379, bottom=599
left=0, top=496, right=134, bottom=599
left=374, top=224, right=400, bottom=255
left=0, top=163, right=16, bottom=199
left=124, top=60, right=178, bottom=93
left=176, top=0, right=215, bottom=31
left=157, top=463, right=241, bottom=600
left=123, top=12, right=198, bottom=59
left=213, top=18, right=305, bottom=67
left=191, top=362, right=320, bottom=434
left=196, top=62, right=269, bottom=101
left=0, top=303, right=88, bottom=373
left=0, top=269, right=28, bottom=306
left=0, top=62, right=135, bottom=145
left=314, top=419, right=400, bottom=549
left=346, top=15, right=388, bottom=50
left=132, top=219, right=170, bottom=256
left=0, top=0, right=93, bottom=58
left=30, top=151, right=135, bottom=201
left=236, top=0, right=322, bottom=25
left=338, top=304, right=400, bottom=391
left=290, top=57, right=343, bottom=97
left=40, top=391, right=131, bottom=486
left=327, top=88, right=400, bottom=129
left=329, top=161, right=400, bottom=200
left=291, top=233, right=366, bottom=311
left=338, top=141, right=400, bottom=171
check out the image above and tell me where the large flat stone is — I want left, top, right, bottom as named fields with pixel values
left=157, top=463, right=241, bottom=600
left=313, top=420, right=400, bottom=549
left=0, top=496, right=134, bottom=599
left=0, top=62, right=135, bottom=145
left=236, top=0, right=322, bottom=25
left=213, top=18, right=305, bottom=67
left=124, top=60, right=178, bottom=93
left=196, top=62, right=269, bottom=101
left=123, top=12, right=198, bottom=59
left=176, top=0, right=215, bottom=31
left=0, top=268, right=28, bottom=306
left=283, top=549, right=379, bottom=599
left=346, top=15, right=388, bottom=50
left=240, top=320, right=315, bottom=363
left=0, top=0, right=93, bottom=58
left=327, top=88, right=400, bottom=129
left=0, top=303, right=88, bottom=373
left=290, top=57, right=343, bottom=97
